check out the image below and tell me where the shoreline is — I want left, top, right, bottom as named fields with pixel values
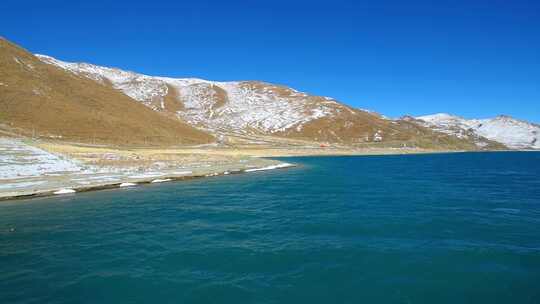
left=0, top=162, right=296, bottom=202
left=1, top=137, right=302, bottom=202
left=1, top=138, right=536, bottom=203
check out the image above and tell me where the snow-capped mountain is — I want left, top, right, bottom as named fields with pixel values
left=415, top=113, right=540, bottom=149
left=0, top=39, right=520, bottom=150
left=37, top=53, right=470, bottom=148
left=36, top=54, right=348, bottom=136
left=4, top=37, right=536, bottom=150
left=32, top=52, right=528, bottom=150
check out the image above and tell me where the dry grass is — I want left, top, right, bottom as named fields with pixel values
left=0, top=38, right=214, bottom=146
left=36, top=140, right=449, bottom=164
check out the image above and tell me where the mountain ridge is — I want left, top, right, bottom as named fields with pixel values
left=413, top=113, right=540, bottom=149
left=33, top=52, right=486, bottom=150
left=1, top=37, right=537, bottom=150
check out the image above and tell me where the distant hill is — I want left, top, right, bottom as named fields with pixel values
left=412, top=113, right=539, bottom=150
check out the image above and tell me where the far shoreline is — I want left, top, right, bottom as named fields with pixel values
left=5, top=149, right=538, bottom=203
left=1, top=137, right=538, bottom=203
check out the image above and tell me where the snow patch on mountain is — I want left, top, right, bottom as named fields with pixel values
left=36, top=54, right=171, bottom=109
left=416, top=113, right=540, bottom=149
left=36, top=54, right=340, bottom=134
left=177, top=81, right=335, bottom=133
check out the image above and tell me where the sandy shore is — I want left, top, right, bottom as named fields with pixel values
left=0, top=139, right=298, bottom=201
left=0, top=138, right=452, bottom=201
left=0, top=159, right=293, bottom=201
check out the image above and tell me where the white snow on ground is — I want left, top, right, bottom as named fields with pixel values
left=0, top=138, right=83, bottom=179
left=0, top=181, right=46, bottom=190
left=151, top=178, right=172, bottom=183
left=244, top=163, right=294, bottom=172
left=53, top=188, right=76, bottom=195
left=0, top=138, right=293, bottom=199
left=35, top=54, right=352, bottom=135
left=128, top=173, right=165, bottom=179
left=171, top=171, right=192, bottom=175
left=71, top=175, right=120, bottom=181
left=417, top=114, right=540, bottom=149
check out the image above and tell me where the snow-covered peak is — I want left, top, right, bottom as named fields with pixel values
left=472, top=116, right=539, bottom=149
left=416, top=113, right=539, bottom=149
left=416, top=113, right=466, bottom=124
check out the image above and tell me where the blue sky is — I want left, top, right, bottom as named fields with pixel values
left=2, top=0, right=539, bottom=122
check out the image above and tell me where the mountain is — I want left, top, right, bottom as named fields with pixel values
left=0, top=37, right=213, bottom=145
left=413, top=113, right=540, bottom=149
left=3, top=37, right=533, bottom=150
left=34, top=52, right=480, bottom=150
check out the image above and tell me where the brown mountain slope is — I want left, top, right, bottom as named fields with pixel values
left=224, top=81, right=488, bottom=150
left=8, top=37, right=504, bottom=150
left=276, top=107, right=492, bottom=150
left=0, top=37, right=213, bottom=145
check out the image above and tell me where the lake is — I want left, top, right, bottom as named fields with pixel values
left=1, top=152, right=539, bottom=303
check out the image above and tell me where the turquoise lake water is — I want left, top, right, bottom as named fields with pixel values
left=1, top=152, right=540, bottom=303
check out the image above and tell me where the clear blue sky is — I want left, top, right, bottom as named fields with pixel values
left=2, top=0, right=539, bottom=122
